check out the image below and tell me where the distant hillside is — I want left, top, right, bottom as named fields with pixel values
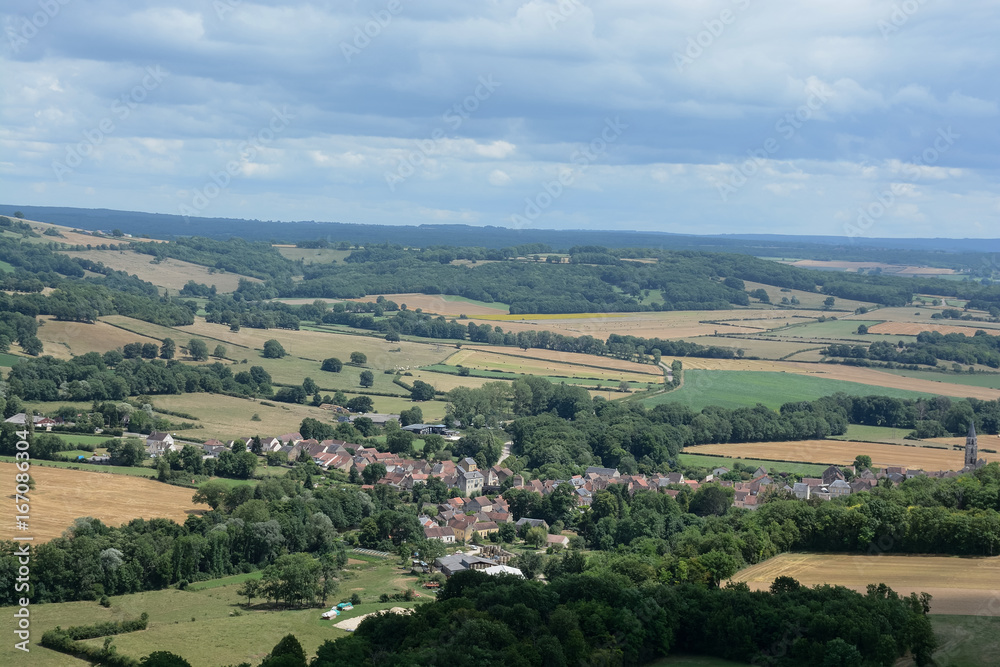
left=3, top=204, right=999, bottom=269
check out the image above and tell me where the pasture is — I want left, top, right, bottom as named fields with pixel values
left=35, top=316, right=162, bottom=359
left=741, top=280, right=876, bottom=312
left=273, top=246, right=352, bottom=264
left=683, top=439, right=998, bottom=470
left=731, top=553, right=1000, bottom=616
left=0, top=463, right=207, bottom=542
left=675, top=453, right=827, bottom=476
left=644, top=370, right=934, bottom=410
left=346, top=292, right=508, bottom=317
left=2, top=560, right=421, bottom=667
left=58, top=249, right=257, bottom=293
left=880, top=368, right=1000, bottom=389
left=457, top=345, right=662, bottom=375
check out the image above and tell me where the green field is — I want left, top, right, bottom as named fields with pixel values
left=274, top=246, right=352, bottom=264
left=919, top=614, right=1000, bottom=667
left=2, top=560, right=422, bottom=667
left=829, top=423, right=911, bottom=442
left=643, top=370, right=934, bottom=411
left=0, top=259, right=14, bottom=272
left=0, top=351, right=22, bottom=366
left=421, top=364, right=657, bottom=389
left=440, top=293, right=510, bottom=311
left=764, top=319, right=886, bottom=339
left=676, top=453, right=827, bottom=476
left=0, top=455, right=155, bottom=477
left=881, top=368, right=1000, bottom=389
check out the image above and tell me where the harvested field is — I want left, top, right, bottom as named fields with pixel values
left=684, top=439, right=1000, bottom=470
left=732, top=553, right=1000, bottom=616
left=347, top=293, right=508, bottom=317
left=446, top=349, right=658, bottom=383
left=58, top=249, right=257, bottom=293
left=21, top=219, right=124, bottom=247
left=741, top=280, right=876, bottom=312
left=0, top=463, right=207, bottom=542
left=449, top=346, right=662, bottom=376
left=465, top=310, right=830, bottom=340
left=842, top=306, right=1000, bottom=329
left=868, top=322, right=1000, bottom=336
left=36, top=316, right=161, bottom=359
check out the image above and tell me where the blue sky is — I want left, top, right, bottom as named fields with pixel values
left=2, top=0, right=998, bottom=237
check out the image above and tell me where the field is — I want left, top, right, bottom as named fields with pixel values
left=644, top=370, right=935, bottom=411
left=868, top=321, right=1000, bottom=336
left=0, top=560, right=421, bottom=667
left=445, top=348, right=662, bottom=384
left=880, top=368, right=1000, bottom=389
left=675, top=453, right=827, bottom=476
left=842, top=306, right=1000, bottom=329
left=658, top=362, right=1000, bottom=401
left=683, top=439, right=1000, bottom=471
left=829, top=423, right=912, bottom=442
left=35, top=316, right=162, bottom=359
left=458, top=309, right=832, bottom=340
left=58, top=249, right=258, bottom=293
left=741, top=280, right=876, bottom=312
left=346, top=292, right=508, bottom=317
left=0, top=463, right=207, bottom=542
left=273, top=245, right=352, bottom=264
left=731, top=553, right=1000, bottom=616
left=785, top=259, right=959, bottom=276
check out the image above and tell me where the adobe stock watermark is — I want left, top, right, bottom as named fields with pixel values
left=878, top=0, right=930, bottom=39
left=384, top=75, right=501, bottom=192
left=4, top=0, right=71, bottom=54
left=510, top=116, right=628, bottom=228
left=546, top=0, right=585, bottom=30
left=717, top=81, right=831, bottom=202
left=177, top=106, right=295, bottom=221
left=213, top=0, right=243, bottom=20
left=51, top=66, right=168, bottom=182
left=844, top=126, right=959, bottom=241
left=340, top=0, right=404, bottom=63
left=675, top=0, right=752, bottom=72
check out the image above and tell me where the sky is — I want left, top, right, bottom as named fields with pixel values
left=2, top=0, right=999, bottom=238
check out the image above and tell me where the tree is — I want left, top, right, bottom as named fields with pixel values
left=854, top=455, right=873, bottom=469
left=516, top=551, right=543, bottom=579
left=261, top=634, right=308, bottom=667
left=321, top=357, right=343, bottom=373
left=617, top=380, right=630, bottom=393
left=498, top=522, right=516, bottom=543
left=525, top=526, right=548, bottom=548
left=213, top=344, right=227, bottom=358
left=399, top=406, right=423, bottom=427
left=160, top=338, right=176, bottom=360
left=263, top=339, right=287, bottom=358
left=302, top=377, right=318, bottom=394
left=141, top=343, right=159, bottom=359
left=108, top=437, right=147, bottom=467
left=188, top=339, right=208, bottom=361
left=362, top=462, right=387, bottom=485
left=359, top=370, right=374, bottom=388
left=350, top=351, right=367, bottom=365
left=237, top=578, right=261, bottom=607
left=192, top=480, right=229, bottom=510
left=385, top=331, right=400, bottom=342
left=346, top=396, right=373, bottom=413
left=689, top=484, right=734, bottom=517
left=386, top=430, right=414, bottom=456
left=261, top=553, right=322, bottom=608
left=139, top=652, right=193, bottom=667
left=856, top=324, right=869, bottom=334
left=410, top=380, right=435, bottom=401
left=824, top=296, right=836, bottom=309
left=21, top=336, right=43, bottom=356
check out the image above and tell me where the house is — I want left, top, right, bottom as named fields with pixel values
left=515, top=518, right=548, bottom=531
left=433, top=553, right=496, bottom=577
left=4, top=414, right=57, bottom=431
left=585, top=466, right=620, bottom=478
left=350, top=413, right=400, bottom=426
left=792, top=482, right=811, bottom=500
left=546, top=534, right=570, bottom=548
left=469, top=521, right=499, bottom=539
left=828, top=479, right=852, bottom=498
left=822, top=465, right=846, bottom=485
left=424, top=526, right=456, bottom=543
left=145, top=432, right=175, bottom=457
left=401, top=423, right=448, bottom=436
left=482, top=564, right=524, bottom=578
left=458, top=469, right=484, bottom=497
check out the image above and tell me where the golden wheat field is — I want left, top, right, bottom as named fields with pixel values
left=868, top=322, right=1000, bottom=336
left=0, top=464, right=208, bottom=542
left=684, top=439, right=998, bottom=470
left=732, top=553, right=1000, bottom=616
left=35, top=316, right=162, bottom=359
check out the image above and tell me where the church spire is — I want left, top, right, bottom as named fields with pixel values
left=968, top=421, right=977, bottom=438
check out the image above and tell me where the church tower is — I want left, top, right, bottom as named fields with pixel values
left=965, top=422, right=979, bottom=469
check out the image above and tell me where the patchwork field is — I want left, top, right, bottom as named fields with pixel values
left=0, top=463, right=207, bottom=542
left=58, top=249, right=257, bottom=293
left=868, top=321, right=1000, bottom=336
left=731, top=553, right=1000, bottom=616
left=35, top=316, right=162, bottom=359
left=684, top=439, right=999, bottom=470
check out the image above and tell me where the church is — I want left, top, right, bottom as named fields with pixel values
left=962, top=422, right=987, bottom=472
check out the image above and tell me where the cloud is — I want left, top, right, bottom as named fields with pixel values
left=0, top=0, right=997, bottom=236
